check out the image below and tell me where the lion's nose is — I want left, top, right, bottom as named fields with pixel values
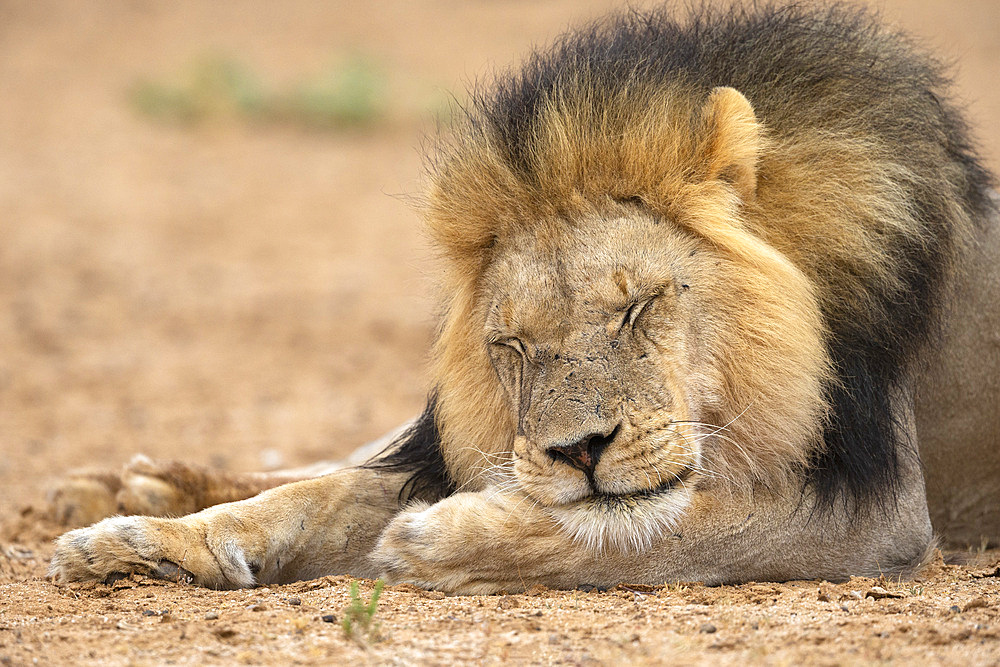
left=547, top=425, right=619, bottom=477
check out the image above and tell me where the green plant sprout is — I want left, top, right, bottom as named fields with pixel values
left=341, top=578, right=384, bottom=641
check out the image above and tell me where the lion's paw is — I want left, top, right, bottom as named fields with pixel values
left=49, top=511, right=260, bottom=589
left=47, top=471, right=121, bottom=528
left=116, top=455, right=202, bottom=517
left=372, top=496, right=519, bottom=594
left=370, top=502, right=437, bottom=582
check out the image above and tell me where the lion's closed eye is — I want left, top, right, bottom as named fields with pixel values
left=491, top=336, right=526, bottom=357
left=622, top=296, right=655, bottom=330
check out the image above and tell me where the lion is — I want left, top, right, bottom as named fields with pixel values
left=48, top=3, right=998, bottom=593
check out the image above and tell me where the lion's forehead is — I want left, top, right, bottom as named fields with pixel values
left=483, top=212, right=701, bottom=329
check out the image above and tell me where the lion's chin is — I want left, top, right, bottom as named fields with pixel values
left=545, top=484, right=694, bottom=554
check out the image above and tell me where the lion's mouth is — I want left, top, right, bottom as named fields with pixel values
left=588, top=466, right=694, bottom=507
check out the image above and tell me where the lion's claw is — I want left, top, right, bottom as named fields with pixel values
left=152, top=560, right=196, bottom=585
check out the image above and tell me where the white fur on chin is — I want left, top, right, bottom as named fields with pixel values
left=546, top=485, right=693, bottom=554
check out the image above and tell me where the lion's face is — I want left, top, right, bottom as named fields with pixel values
left=480, top=206, right=734, bottom=549
left=429, top=87, right=833, bottom=553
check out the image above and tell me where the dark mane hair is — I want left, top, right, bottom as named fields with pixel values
left=362, top=393, right=453, bottom=502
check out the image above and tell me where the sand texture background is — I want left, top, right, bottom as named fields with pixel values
left=1, top=1, right=999, bottom=663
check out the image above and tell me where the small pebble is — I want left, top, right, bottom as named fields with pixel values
left=575, top=584, right=609, bottom=593
left=204, top=611, right=219, bottom=620
left=950, top=605, right=962, bottom=613
left=286, top=597, right=302, bottom=606
left=248, top=604, right=267, bottom=612
left=141, top=609, right=158, bottom=617
left=321, top=614, right=337, bottom=623
left=497, top=596, right=520, bottom=610
left=699, top=623, right=717, bottom=634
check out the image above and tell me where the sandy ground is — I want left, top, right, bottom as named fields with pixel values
left=1, top=0, right=999, bottom=664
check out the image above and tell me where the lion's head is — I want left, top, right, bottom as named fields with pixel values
left=359, top=3, right=989, bottom=562
left=423, top=85, right=831, bottom=551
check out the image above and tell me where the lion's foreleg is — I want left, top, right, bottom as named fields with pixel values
left=373, top=457, right=934, bottom=594
left=50, top=467, right=409, bottom=588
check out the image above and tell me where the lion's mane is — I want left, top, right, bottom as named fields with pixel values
left=372, top=4, right=994, bottom=511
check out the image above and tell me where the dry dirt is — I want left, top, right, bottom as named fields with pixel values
left=1, top=1, right=999, bottom=664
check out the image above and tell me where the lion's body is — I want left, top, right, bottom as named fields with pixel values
left=49, top=4, right=998, bottom=592
left=917, top=200, right=1000, bottom=546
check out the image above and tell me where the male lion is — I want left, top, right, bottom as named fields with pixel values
left=49, top=4, right=998, bottom=593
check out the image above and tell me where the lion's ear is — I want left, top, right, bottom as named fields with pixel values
left=698, top=86, right=761, bottom=201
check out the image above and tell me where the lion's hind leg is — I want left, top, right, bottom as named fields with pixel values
left=46, top=421, right=414, bottom=527
left=48, top=454, right=322, bottom=527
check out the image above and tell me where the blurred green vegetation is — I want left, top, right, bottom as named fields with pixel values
left=127, top=54, right=393, bottom=130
